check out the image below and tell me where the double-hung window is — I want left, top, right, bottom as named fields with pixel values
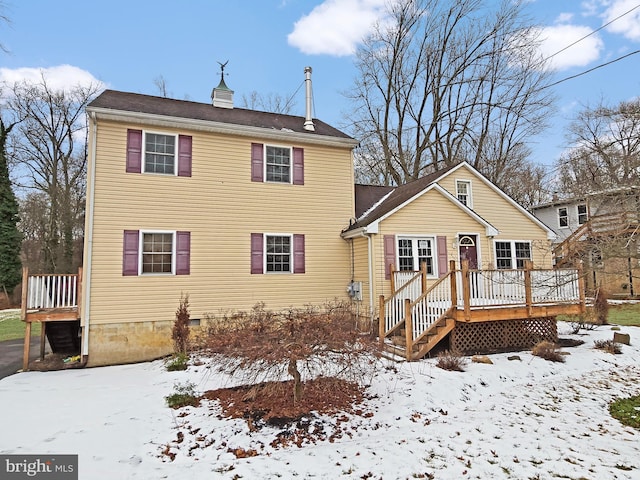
left=456, top=180, right=472, bottom=207
left=144, top=133, right=177, bottom=174
left=577, top=204, right=588, bottom=225
left=266, top=234, right=292, bottom=272
left=558, top=207, right=568, bottom=228
left=495, top=240, right=531, bottom=269
left=397, top=237, right=434, bottom=275
left=265, top=146, right=292, bottom=183
left=142, top=232, right=174, bottom=274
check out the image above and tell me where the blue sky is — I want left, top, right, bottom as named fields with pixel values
left=1, top=0, right=639, bottom=169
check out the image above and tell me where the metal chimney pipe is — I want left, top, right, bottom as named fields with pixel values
left=303, top=66, right=315, bottom=132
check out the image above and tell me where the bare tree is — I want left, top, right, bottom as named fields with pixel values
left=556, top=98, right=640, bottom=196
left=153, top=75, right=172, bottom=98
left=6, top=76, right=100, bottom=273
left=345, top=0, right=554, bottom=188
left=240, top=91, right=297, bottom=114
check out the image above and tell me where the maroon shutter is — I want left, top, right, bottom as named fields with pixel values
left=383, top=235, right=395, bottom=280
left=293, top=147, right=304, bottom=185
left=176, top=231, right=191, bottom=275
left=251, top=233, right=264, bottom=274
left=251, top=143, right=264, bottom=182
left=293, top=234, right=305, bottom=274
left=177, top=135, right=192, bottom=177
left=126, top=129, right=142, bottom=173
left=437, top=236, right=448, bottom=277
left=122, top=230, right=140, bottom=276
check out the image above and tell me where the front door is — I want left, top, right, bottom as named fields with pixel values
left=458, top=235, right=478, bottom=269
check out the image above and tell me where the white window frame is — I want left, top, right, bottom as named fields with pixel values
left=142, top=131, right=178, bottom=176
left=264, top=233, right=293, bottom=274
left=396, top=235, right=437, bottom=277
left=577, top=204, right=588, bottom=225
left=264, top=145, right=293, bottom=184
left=557, top=207, right=569, bottom=228
left=140, top=230, right=176, bottom=275
left=456, top=179, right=472, bottom=208
left=493, top=240, right=532, bottom=270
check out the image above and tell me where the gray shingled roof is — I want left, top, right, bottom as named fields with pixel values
left=88, top=90, right=354, bottom=140
left=346, top=164, right=460, bottom=231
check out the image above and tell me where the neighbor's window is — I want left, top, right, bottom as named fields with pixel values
left=397, top=237, right=434, bottom=275
left=142, top=232, right=173, bottom=273
left=265, top=146, right=291, bottom=183
left=495, top=240, right=531, bottom=269
left=577, top=204, right=588, bottom=225
left=266, top=235, right=291, bottom=272
left=558, top=207, right=568, bottom=228
left=456, top=180, right=472, bottom=207
left=144, top=133, right=176, bottom=174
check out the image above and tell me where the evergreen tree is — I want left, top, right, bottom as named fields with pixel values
left=0, top=117, right=22, bottom=295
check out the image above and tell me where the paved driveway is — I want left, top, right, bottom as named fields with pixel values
left=0, top=337, right=49, bottom=379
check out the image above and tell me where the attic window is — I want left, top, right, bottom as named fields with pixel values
left=456, top=180, right=472, bottom=207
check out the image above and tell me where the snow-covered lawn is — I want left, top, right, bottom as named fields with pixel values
left=1, top=324, right=639, bottom=479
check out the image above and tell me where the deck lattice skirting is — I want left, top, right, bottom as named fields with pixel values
left=451, top=317, right=557, bottom=355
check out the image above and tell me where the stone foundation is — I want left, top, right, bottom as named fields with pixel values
left=86, top=321, right=174, bottom=367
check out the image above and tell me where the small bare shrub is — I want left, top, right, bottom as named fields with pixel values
left=532, top=341, right=565, bottom=362
left=436, top=350, right=467, bottom=372
left=594, top=339, right=622, bottom=354
left=172, top=294, right=190, bottom=355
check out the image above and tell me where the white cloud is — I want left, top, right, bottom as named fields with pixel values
left=0, top=65, right=105, bottom=92
left=556, top=12, right=574, bottom=23
left=287, top=0, right=387, bottom=56
left=602, top=0, right=640, bottom=41
left=537, top=24, right=604, bottom=70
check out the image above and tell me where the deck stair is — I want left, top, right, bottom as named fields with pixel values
left=555, top=211, right=640, bottom=267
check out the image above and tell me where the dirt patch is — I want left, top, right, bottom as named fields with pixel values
left=28, top=353, right=84, bottom=371
left=203, top=376, right=367, bottom=426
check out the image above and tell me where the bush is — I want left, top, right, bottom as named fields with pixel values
left=594, top=339, right=622, bottom=354
left=166, top=352, right=189, bottom=371
left=436, top=350, right=467, bottom=371
left=532, top=341, right=565, bottom=362
left=173, top=294, right=190, bottom=355
left=165, top=381, right=199, bottom=409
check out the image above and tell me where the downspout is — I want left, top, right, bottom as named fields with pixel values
left=367, top=234, right=374, bottom=322
left=81, top=111, right=98, bottom=360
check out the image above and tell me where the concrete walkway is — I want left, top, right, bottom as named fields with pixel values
left=0, top=336, right=50, bottom=380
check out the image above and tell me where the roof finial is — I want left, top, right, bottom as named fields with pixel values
left=212, top=60, right=234, bottom=108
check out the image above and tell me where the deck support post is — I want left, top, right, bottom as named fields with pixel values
left=577, top=262, right=586, bottom=314
left=22, top=322, right=31, bottom=372
left=449, top=260, right=457, bottom=310
left=378, top=295, right=385, bottom=345
left=420, top=261, right=427, bottom=295
left=40, top=322, right=47, bottom=360
left=461, top=260, right=471, bottom=321
left=524, top=260, right=533, bottom=317
left=404, top=298, right=413, bottom=361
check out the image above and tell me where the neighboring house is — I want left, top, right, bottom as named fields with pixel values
left=21, top=72, right=584, bottom=368
left=532, top=189, right=640, bottom=296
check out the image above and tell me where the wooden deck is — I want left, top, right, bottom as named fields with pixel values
left=380, top=260, right=586, bottom=360
left=21, top=268, right=82, bottom=370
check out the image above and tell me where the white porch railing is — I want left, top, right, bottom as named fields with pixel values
left=26, top=274, right=79, bottom=309
left=381, top=262, right=584, bottom=346
left=410, top=277, right=452, bottom=340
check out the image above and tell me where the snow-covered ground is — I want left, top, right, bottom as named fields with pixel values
left=1, top=324, right=639, bottom=479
